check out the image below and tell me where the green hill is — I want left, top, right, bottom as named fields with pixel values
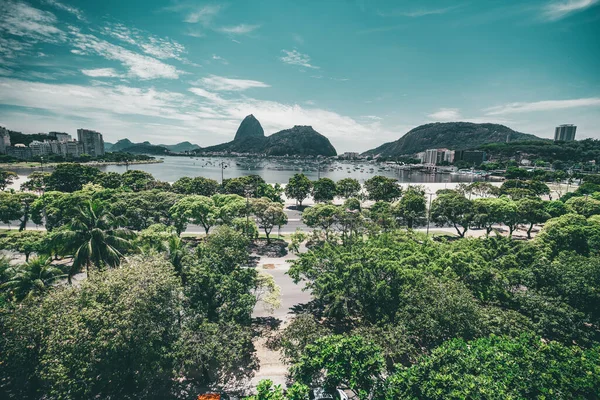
left=362, top=122, right=542, bottom=157
left=198, top=115, right=337, bottom=157
left=158, top=141, right=200, bottom=152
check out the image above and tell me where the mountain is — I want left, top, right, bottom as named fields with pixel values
left=198, top=115, right=337, bottom=157
left=362, top=122, right=542, bottom=157
left=119, top=143, right=169, bottom=155
left=109, top=139, right=134, bottom=152
left=158, top=141, right=201, bottom=152
left=234, top=114, right=264, bottom=141
left=106, top=139, right=200, bottom=154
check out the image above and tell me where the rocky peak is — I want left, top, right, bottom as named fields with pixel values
left=234, top=114, right=265, bottom=141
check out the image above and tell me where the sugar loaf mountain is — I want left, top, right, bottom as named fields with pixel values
left=104, top=115, right=337, bottom=157
left=196, top=114, right=337, bottom=157
left=362, top=122, right=542, bottom=158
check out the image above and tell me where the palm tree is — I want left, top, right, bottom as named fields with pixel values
left=59, top=200, right=134, bottom=279
left=2, top=256, right=64, bottom=301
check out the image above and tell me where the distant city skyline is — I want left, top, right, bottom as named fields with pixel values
left=0, top=0, right=599, bottom=152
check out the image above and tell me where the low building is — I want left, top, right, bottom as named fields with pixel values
left=6, top=144, right=32, bottom=159
left=340, top=152, right=360, bottom=159
left=29, top=140, right=53, bottom=157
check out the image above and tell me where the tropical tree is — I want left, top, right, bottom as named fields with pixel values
left=169, top=195, right=218, bottom=235
left=172, top=176, right=219, bottom=196
left=2, top=256, right=64, bottom=301
left=285, top=173, right=313, bottom=206
left=302, top=203, right=339, bottom=239
left=20, top=171, right=51, bottom=193
left=252, top=197, right=288, bottom=242
left=393, top=186, right=426, bottom=228
left=336, top=177, right=361, bottom=199
left=0, top=169, right=18, bottom=191
left=312, top=178, right=337, bottom=203
left=518, top=197, right=550, bottom=238
left=290, top=335, right=385, bottom=399
left=364, top=176, right=402, bottom=202
left=0, top=230, right=47, bottom=262
left=430, top=191, right=474, bottom=237
left=121, top=170, right=156, bottom=191
left=45, top=163, right=100, bottom=192
left=566, top=196, right=600, bottom=218
left=57, top=201, right=133, bottom=278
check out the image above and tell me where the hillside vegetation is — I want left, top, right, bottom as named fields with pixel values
left=363, top=122, right=541, bottom=157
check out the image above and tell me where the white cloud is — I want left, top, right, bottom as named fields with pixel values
left=542, top=0, right=599, bottom=21
left=280, top=49, right=320, bottom=69
left=211, top=54, right=228, bottom=65
left=196, top=75, right=270, bottom=91
left=43, top=0, right=85, bottom=21
left=0, top=77, right=387, bottom=150
left=70, top=30, right=183, bottom=79
left=0, top=0, right=65, bottom=42
left=428, top=108, right=462, bottom=121
left=81, top=68, right=122, bottom=78
left=378, top=6, right=460, bottom=18
left=102, top=23, right=187, bottom=61
left=184, top=5, right=221, bottom=24
left=218, top=24, right=261, bottom=34
left=484, top=98, right=600, bottom=115
left=188, top=87, right=226, bottom=104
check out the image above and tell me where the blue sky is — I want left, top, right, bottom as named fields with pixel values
left=0, top=0, right=599, bottom=152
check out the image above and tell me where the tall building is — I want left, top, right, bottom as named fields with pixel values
left=0, top=126, right=10, bottom=154
left=422, top=148, right=453, bottom=165
left=49, top=132, right=72, bottom=142
left=77, top=128, right=105, bottom=156
left=554, top=124, right=577, bottom=142
left=454, top=150, right=486, bottom=165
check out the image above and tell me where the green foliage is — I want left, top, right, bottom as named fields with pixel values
left=364, top=175, right=402, bottom=202
left=1, top=256, right=64, bottom=302
left=0, top=230, right=47, bottom=261
left=290, top=335, right=385, bottom=399
left=285, top=173, right=313, bottom=206
left=393, top=185, right=426, bottom=228
left=431, top=191, right=474, bottom=237
left=566, top=196, right=600, bottom=217
left=336, top=177, right=361, bottom=199
left=251, top=197, right=288, bottom=242
left=170, top=195, right=218, bottom=234
left=172, top=176, right=219, bottom=196
left=55, top=200, right=133, bottom=279
left=312, top=178, right=337, bottom=203
left=302, top=204, right=339, bottom=237
left=121, top=169, right=156, bottom=191
left=94, top=171, right=123, bottom=189
left=232, top=217, right=259, bottom=239
left=20, top=171, right=50, bottom=192
left=0, top=169, right=18, bottom=191
left=536, top=213, right=600, bottom=257
left=46, top=163, right=100, bottom=192
left=385, top=334, right=600, bottom=400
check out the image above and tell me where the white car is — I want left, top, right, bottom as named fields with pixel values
left=309, top=388, right=349, bottom=400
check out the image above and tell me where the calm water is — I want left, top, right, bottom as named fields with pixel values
left=12, top=156, right=488, bottom=184
left=92, top=156, right=486, bottom=184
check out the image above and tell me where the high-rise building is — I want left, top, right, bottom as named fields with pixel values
left=49, top=132, right=72, bottom=142
left=422, top=148, right=453, bottom=165
left=0, top=126, right=10, bottom=154
left=77, top=128, right=105, bottom=156
left=454, top=150, right=486, bottom=165
left=554, top=124, right=577, bottom=142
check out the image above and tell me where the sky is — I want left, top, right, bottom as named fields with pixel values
left=0, top=0, right=599, bottom=152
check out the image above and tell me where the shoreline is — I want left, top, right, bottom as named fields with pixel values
left=0, top=159, right=163, bottom=170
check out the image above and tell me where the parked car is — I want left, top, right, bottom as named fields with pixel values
left=197, top=393, right=239, bottom=400
left=309, top=388, right=349, bottom=400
